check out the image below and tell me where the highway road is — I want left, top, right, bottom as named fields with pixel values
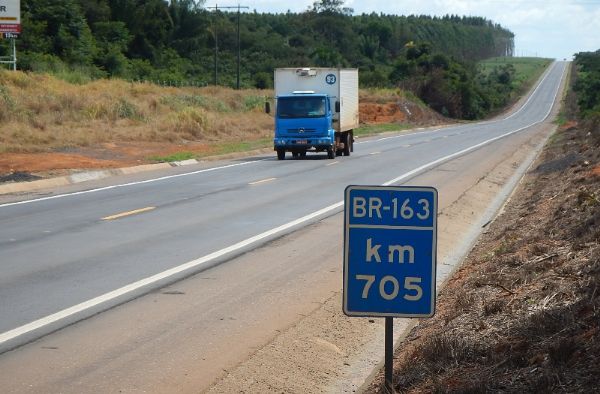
left=0, top=61, right=567, bottom=391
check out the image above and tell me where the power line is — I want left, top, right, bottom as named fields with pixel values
left=207, top=4, right=249, bottom=89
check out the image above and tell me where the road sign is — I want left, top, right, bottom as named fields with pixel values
left=0, top=0, right=21, bottom=39
left=0, top=0, right=20, bottom=36
left=343, top=185, right=437, bottom=317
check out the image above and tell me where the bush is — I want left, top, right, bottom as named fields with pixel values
left=253, top=72, right=272, bottom=89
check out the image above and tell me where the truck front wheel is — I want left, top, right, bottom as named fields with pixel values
left=277, top=149, right=285, bottom=160
left=327, top=147, right=335, bottom=159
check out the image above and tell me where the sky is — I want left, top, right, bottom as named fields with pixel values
left=232, top=0, right=600, bottom=60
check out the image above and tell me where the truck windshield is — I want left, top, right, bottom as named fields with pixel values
left=277, top=97, right=327, bottom=119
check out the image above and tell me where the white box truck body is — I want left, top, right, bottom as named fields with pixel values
left=270, top=68, right=359, bottom=160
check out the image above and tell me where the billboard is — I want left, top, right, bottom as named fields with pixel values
left=0, top=0, right=20, bottom=37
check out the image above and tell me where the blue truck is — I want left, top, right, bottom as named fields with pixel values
left=267, top=68, right=359, bottom=160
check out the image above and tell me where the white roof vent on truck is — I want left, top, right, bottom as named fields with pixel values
left=292, top=90, right=316, bottom=94
left=296, top=68, right=317, bottom=77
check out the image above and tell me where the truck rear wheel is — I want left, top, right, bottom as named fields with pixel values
left=277, top=149, right=285, bottom=160
left=343, top=133, right=351, bottom=156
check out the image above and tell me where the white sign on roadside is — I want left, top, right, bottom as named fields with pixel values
left=0, top=0, right=21, bottom=36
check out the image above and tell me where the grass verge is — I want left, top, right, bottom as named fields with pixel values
left=149, top=152, right=196, bottom=163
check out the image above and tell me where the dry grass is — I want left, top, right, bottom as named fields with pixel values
left=0, top=70, right=273, bottom=153
left=0, top=70, right=449, bottom=177
left=365, top=90, right=600, bottom=393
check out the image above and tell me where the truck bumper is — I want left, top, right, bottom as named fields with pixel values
left=274, top=137, right=333, bottom=151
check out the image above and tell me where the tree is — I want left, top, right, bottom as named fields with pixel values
left=13, top=2, right=519, bottom=119
left=22, top=0, right=97, bottom=65
left=310, top=0, right=353, bottom=16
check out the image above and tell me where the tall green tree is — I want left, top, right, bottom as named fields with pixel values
left=22, top=0, right=97, bottom=65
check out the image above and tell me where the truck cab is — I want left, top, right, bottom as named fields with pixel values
left=273, top=92, right=337, bottom=159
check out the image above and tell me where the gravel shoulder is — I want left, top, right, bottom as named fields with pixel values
left=364, top=121, right=600, bottom=392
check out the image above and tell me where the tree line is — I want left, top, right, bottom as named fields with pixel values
left=0, top=0, right=516, bottom=119
left=573, top=50, right=600, bottom=138
left=574, top=50, right=600, bottom=116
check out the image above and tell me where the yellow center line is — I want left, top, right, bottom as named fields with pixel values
left=326, top=161, right=340, bottom=166
left=249, top=177, right=277, bottom=186
left=102, top=206, right=156, bottom=221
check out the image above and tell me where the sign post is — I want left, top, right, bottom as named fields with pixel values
left=343, top=185, right=437, bottom=392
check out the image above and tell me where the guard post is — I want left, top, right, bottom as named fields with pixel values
left=343, top=185, right=437, bottom=392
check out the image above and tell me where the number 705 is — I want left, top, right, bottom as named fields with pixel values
left=355, top=275, right=423, bottom=301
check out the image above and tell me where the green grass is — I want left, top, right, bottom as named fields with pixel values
left=208, top=138, right=272, bottom=156
left=480, top=57, right=553, bottom=91
left=148, top=138, right=272, bottom=163
left=554, top=111, right=568, bottom=127
left=355, top=123, right=412, bottom=137
left=149, top=151, right=196, bottom=162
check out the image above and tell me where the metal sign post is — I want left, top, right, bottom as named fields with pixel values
left=0, top=37, right=17, bottom=70
left=343, top=185, right=438, bottom=392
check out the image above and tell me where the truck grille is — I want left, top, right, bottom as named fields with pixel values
left=287, top=128, right=316, bottom=133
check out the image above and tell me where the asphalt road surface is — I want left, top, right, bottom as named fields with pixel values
left=0, top=62, right=567, bottom=391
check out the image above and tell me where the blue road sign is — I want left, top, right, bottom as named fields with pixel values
left=343, top=185, right=438, bottom=317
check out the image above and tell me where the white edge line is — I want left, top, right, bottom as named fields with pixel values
left=2, top=63, right=559, bottom=208
left=358, top=61, right=558, bottom=145
left=0, top=159, right=269, bottom=209
left=0, top=200, right=344, bottom=345
left=382, top=62, right=563, bottom=186
left=0, top=63, right=566, bottom=346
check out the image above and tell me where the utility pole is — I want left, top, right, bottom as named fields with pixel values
left=207, top=4, right=249, bottom=89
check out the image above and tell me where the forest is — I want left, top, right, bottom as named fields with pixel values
left=0, top=0, right=517, bottom=119
left=574, top=50, right=600, bottom=118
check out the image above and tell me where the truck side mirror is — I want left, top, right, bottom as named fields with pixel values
left=265, top=102, right=271, bottom=114
left=335, top=101, right=340, bottom=113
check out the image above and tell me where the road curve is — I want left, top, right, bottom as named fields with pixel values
left=0, top=61, right=567, bottom=358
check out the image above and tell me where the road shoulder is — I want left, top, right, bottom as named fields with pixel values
left=363, top=123, right=600, bottom=392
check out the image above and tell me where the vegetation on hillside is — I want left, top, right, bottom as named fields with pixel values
left=0, top=54, right=551, bottom=160
left=388, top=49, right=550, bottom=119
left=573, top=50, right=600, bottom=134
left=0, top=0, right=519, bottom=120
left=0, top=71, right=272, bottom=154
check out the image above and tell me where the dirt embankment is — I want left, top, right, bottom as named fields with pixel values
left=365, top=119, right=600, bottom=391
left=359, top=97, right=445, bottom=126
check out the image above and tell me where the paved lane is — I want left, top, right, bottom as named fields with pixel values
left=0, top=61, right=567, bottom=351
